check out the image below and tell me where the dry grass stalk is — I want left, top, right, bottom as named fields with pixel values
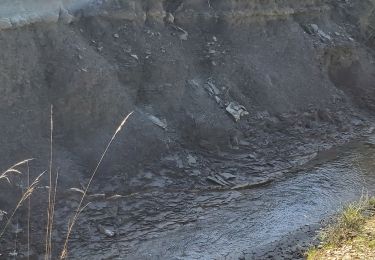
left=27, top=161, right=31, bottom=260
left=60, top=111, right=134, bottom=259
left=45, top=105, right=58, bottom=260
left=0, top=158, right=34, bottom=240
left=0, top=159, right=34, bottom=184
left=0, top=171, right=45, bottom=238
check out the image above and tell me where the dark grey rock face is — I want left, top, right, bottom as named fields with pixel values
left=1, top=0, right=375, bottom=259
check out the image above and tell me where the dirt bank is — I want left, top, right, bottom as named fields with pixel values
left=0, top=0, right=375, bottom=259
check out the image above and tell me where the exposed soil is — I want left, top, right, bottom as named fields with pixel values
left=1, top=0, right=375, bottom=259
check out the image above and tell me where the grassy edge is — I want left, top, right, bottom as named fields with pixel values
left=306, top=196, right=375, bottom=259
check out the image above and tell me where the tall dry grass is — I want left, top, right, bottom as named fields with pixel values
left=0, top=109, right=134, bottom=259
left=45, top=105, right=58, bottom=260
left=0, top=159, right=33, bottom=184
left=27, top=160, right=31, bottom=260
left=0, top=170, right=44, bottom=238
left=0, top=158, right=39, bottom=260
left=60, top=111, right=134, bottom=259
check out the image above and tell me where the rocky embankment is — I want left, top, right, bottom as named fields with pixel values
left=0, top=0, right=375, bottom=259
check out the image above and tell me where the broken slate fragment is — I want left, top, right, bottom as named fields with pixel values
left=310, top=24, right=319, bottom=32
left=130, top=54, right=139, bottom=60
left=59, top=8, right=74, bottom=24
left=164, top=12, right=174, bottom=24
left=207, top=175, right=231, bottom=186
left=306, top=24, right=331, bottom=41
left=187, top=154, right=197, bottom=166
left=317, top=29, right=332, bottom=41
left=0, top=18, right=12, bottom=30
left=0, top=210, right=6, bottom=221
left=215, top=96, right=223, bottom=105
left=206, top=81, right=220, bottom=95
left=226, top=102, right=249, bottom=122
left=218, top=172, right=236, bottom=180
left=147, top=114, right=167, bottom=130
left=179, top=32, right=188, bottom=41
left=176, top=157, right=184, bottom=169
left=172, top=25, right=189, bottom=41
left=98, top=224, right=116, bottom=237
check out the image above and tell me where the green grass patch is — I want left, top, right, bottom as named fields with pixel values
left=306, top=195, right=375, bottom=259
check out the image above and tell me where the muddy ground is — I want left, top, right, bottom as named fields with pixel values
left=1, top=0, right=375, bottom=259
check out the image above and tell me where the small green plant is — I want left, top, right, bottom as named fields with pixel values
left=306, top=247, right=319, bottom=260
left=307, top=195, right=375, bottom=259
left=306, top=196, right=375, bottom=259
left=368, top=197, right=375, bottom=207
left=320, top=200, right=366, bottom=246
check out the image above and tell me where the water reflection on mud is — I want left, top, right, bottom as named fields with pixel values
left=65, top=136, right=375, bottom=259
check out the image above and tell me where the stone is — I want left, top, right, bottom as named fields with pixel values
left=0, top=18, right=12, bottom=30
left=207, top=175, right=230, bottom=186
left=164, top=12, right=174, bottom=24
left=179, top=32, right=188, bottom=41
left=226, top=102, right=249, bottom=122
left=206, top=81, right=221, bottom=95
left=318, top=29, right=332, bottom=41
left=130, top=54, right=139, bottom=60
left=27, top=13, right=41, bottom=24
left=187, top=154, right=197, bottom=165
left=98, top=224, right=116, bottom=237
left=351, top=118, right=363, bottom=126
left=10, top=15, right=28, bottom=27
left=310, top=24, right=319, bottom=32
left=218, top=172, right=236, bottom=180
left=59, top=8, right=75, bottom=24
left=147, top=114, right=167, bottom=130
left=41, top=11, right=60, bottom=24
left=0, top=210, right=6, bottom=221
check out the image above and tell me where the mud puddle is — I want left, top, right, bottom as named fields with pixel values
left=57, top=134, right=375, bottom=260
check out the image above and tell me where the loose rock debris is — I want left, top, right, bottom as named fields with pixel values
left=0, top=210, right=6, bottom=221
left=206, top=175, right=231, bottom=187
left=218, top=172, right=236, bottom=180
left=187, top=154, right=197, bottom=166
left=130, top=54, right=139, bottom=60
left=164, top=12, right=174, bottom=24
left=226, top=102, right=249, bottom=122
left=98, top=224, right=116, bottom=237
left=147, top=114, right=167, bottom=130
left=303, top=24, right=332, bottom=42
left=203, top=79, right=249, bottom=121
left=171, top=25, right=189, bottom=41
left=205, top=81, right=221, bottom=96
